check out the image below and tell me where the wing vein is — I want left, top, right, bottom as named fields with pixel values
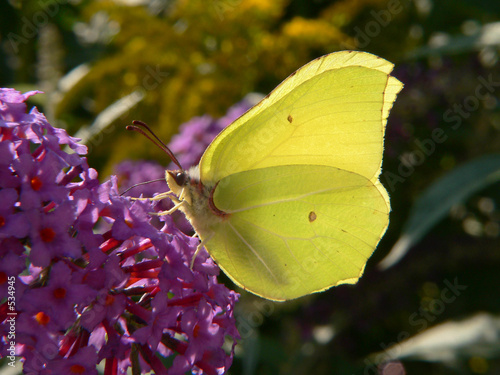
left=226, top=221, right=282, bottom=288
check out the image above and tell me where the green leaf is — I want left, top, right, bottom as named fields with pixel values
left=369, top=313, right=500, bottom=364
left=379, top=154, right=500, bottom=270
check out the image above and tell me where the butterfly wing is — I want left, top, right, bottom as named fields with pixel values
left=204, top=165, right=389, bottom=301
left=199, top=51, right=403, bottom=184
left=190, top=51, right=402, bottom=300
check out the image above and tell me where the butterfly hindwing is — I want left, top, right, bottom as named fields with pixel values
left=204, top=164, right=389, bottom=301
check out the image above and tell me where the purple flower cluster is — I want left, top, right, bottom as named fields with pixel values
left=0, top=89, right=239, bottom=375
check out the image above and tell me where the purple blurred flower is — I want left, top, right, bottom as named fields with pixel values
left=0, top=88, right=239, bottom=375
left=115, top=160, right=167, bottom=198
left=168, top=96, right=256, bottom=169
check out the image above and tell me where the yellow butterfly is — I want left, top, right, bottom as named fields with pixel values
left=134, top=51, right=403, bottom=301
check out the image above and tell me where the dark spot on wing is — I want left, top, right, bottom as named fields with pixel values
left=287, top=115, right=293, bottom=123
left=308, top=211, right=317, bottom=222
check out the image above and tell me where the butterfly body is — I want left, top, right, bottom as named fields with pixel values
left=164, top=51, right=403, bottom=301
left=166, top=167, right=226, bottom=236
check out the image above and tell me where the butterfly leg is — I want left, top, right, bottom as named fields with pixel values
left=149, top=191, right=177, bottom=201
left=130, top=196, right=149, bottom=201
left=153, top=199, right=185, bottom=216
left=129, top=191, right=175, bottom=202
left=190, top=232, right=214, bottom=270
left=132, top=192, right=180, bottom=216
left=143, top=185, right=189, bottom=215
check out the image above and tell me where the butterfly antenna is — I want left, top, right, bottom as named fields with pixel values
left=126, top=120, right=183, bottom=170
left=119, top=178, right=166, bottom=196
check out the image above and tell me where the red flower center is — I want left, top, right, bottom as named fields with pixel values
left=31, top=176, right=43, bottom=191
left=193, top=323, right=200, bottom=338
left=53, top=287, right=67, bottom=299
left=70, top=364, right=86, bottom=374
left=39, top=227, right=56, bottom=242
left=35, top=311, right=50, bottom=326
left=105, top=294, right=115, bottom=306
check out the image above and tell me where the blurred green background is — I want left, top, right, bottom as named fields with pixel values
left=1, top=0, right=499, bottom=374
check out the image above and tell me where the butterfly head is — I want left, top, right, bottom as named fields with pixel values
left=166, top=166, right=204, bottom=204
left=166, top=170, right=187, bottom=200
left=167, top=169, right=186, bottom=188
